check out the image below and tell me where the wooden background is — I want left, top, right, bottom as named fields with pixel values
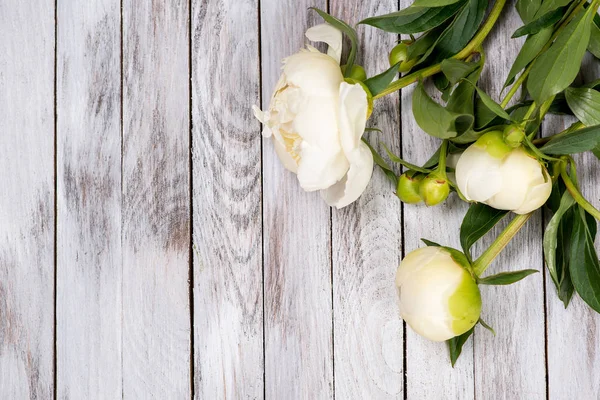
left=1, top=0, right=599, bottom=398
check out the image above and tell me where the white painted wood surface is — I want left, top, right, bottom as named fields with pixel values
left=0, top=1, right=55, bottom=398
left=56, top=0, right=122, bottom=398
left=329, top=1, right=404, bottom=399
left=1, top=1, right=600, bottom=399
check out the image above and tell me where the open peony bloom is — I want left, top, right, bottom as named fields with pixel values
left=396, top=246, right=481, bottom=342
left=253, top=24, right=373, bottom=208
left=455, top=131, right=552, bottom=214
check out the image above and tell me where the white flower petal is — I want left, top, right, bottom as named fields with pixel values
left=283, top=51, right=343, bottom=96
left=338, top=82, right=368, bottom=155
left=305, top=23, right=343, bottom=64
left=272, top=136, right=299, bottom=173
left=321, top=142, right=373, bottom=208
left=513, top=176, right=552, bottom=214
left=456, top=146, right=502, bottom=202
left=298, top=143, right=349, bottom=191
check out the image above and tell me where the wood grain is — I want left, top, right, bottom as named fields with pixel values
left=56, top=0, right=122, bottom=398
left=0, top=1, right=55, bottom=398
left=473, top=4, right=546, bottom=399
left=398, top=2, right=474, bottom=399
left=122, top=0, right=191, bottom=397
left=260, top=1, right=334, bottom=398
left=191, top=0, right=264, bottom=397
left=329, top=1, right=404, bottom=398
left=545, top=53, right=600, bottom=399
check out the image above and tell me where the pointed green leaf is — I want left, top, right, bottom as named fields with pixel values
left=447, top=327, right=474, bottom=367
left=512, top=8, right=563, bottom=38
left=413, top=0, right=461, bottom=6
left=382, top=144, right=433, bottom=174
left=516, top=0, right=542, bottom=23
left=541, top=124, right=600, bottom=154
left=460, top=203, right=508, bottom=261
left=478, top=318, right=495, bottom=335
left=570, top=206, right=600, bottom=313
left=534, top=0, right=573, bottom=18
left=463, top=80, right=512, bottom=120
left=412, top=81, right=473, bottom=138
left=504, top=28, right=553, bottom=88
left=361, top=138, right=398, bottom=186
left=564, top=87, right=600, bottom=126
left=588, top=15, right=600, bottom=58
left=421, top=238, right=442, bottom=247
left=478, top=269, right=539, bottom=285
left=359, top=2, right=465, bottom=34
left=364, top=62, right=400, bottom=96
left=527, top=9, right=594, bottom=104
left=441, top=59, right=479, bottom=86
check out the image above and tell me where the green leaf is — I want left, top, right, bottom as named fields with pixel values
left=527, top=9, right=594, bottom=104
left=570, top=206, right=600, bottom=313
left=447, top=327, right=474, bottom=367
left=382, top=144, right=433, bottom=174
left=534, top=0, right=572, bottom=18
left=543, top=189, right=576, bottom=306
left=516, top=0, right=542, bottom=24
left=361, top=138, right=398, bottom=186
left=430, top=0, right=487, bottom=62
left=460, top=203, right=508, bottom=260
left=512, top=8, right=563, bottom=38
left=364, top=63, right=399, bottom=96
left=441, top=59, right=479, bottom=86
left=463, top=80, right=513, bottom=120
left=359, top=2, right=464, bottom=34
left=541, top=124, right=600, bottom=154
left=478, top=269, right=539, bottom=285
left=565, top=87, right=600, bottom=126
left=504, top=28, right=553, bottom=88
left=593, top=145, right=600, bottom=159
left=412, top=81, right=473, bottom=138
left=421, top=238, right=442, bottom=247
left=413, top=0, right=461, bottom=6
left=478, top=318, right=495, bottom=335
left=588, top=15, right=600, bottom=58
left=311, top=8, right=358, bottom=77
left=407, top=24, right=450, bottom=62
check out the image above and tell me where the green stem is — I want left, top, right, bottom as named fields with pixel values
left=560, top=162, right=600, bottom=220
left=437, top=140, right=449, bottom=174
left=373, top=0, right=507, bottom=99
left=473, top=213, right=533, bottom=276
left=500, top=66, right=530, bottom=108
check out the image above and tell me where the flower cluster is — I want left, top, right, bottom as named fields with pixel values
left=255, top=1, right=600, bottom=365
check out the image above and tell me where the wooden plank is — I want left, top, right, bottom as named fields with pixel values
left=472, top=5, right=546, bottom=399
left=191, top=0, right=264, bottom=398
left=0, top=1, right=55, bottom=398
left=121, top=1, right=191, bottom=397
left=260, top=1, right=334, bottom=397
left=545, top=54, right=600, bottom=399
left=55, top=0, right=122, bottom=398
left=398, top=0, right=474, bottom=397
left=328, top=1, right=404, bottom=398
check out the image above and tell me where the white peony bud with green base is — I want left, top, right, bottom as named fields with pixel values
left=396, top=246, right=482, bottom=342
left=455, top=130, right=552, bottom=214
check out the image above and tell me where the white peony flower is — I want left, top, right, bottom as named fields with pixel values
left=455, top=131, right=552, bottom=214
left=396, top=246, right=481, bottom=342
left=253, top=24, right=373, bottom=209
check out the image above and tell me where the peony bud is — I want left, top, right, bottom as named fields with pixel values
left=455, top=131, right=552, bottom=214
left=396, top=246, right=482, bottom=342
left=342, top=64, right=367, bottom=81
left=503, top=125, right=525, bottom=148
left=397, top=172, right=423, bottom=204
left=389, top=43, right=417, bottom=73
left=419, top=172, right=450, bottom=206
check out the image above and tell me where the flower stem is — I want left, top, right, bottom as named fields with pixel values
left=373, top=0, right=507, bottom=100
left=560, top=162, right=600, bottom=220
left=473, top=213, right=533, bottom=277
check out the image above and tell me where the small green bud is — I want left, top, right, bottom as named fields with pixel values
left=342, top=64, right=367, bottom=81
left=474, top=130, right=512, bottom=159
left=503, top=125, right=525, bottom=148
left=396, top=172, right=424, bottom=204
left=419, top=173, right=450, bottom=206
left=389, top=43, right=417, bottom=73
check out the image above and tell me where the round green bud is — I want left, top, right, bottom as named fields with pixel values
left=396, top=172, right=424, bottom=204
left=474, top=130, right=512, bottom=159
left=389, top=43, right=417, bottom=73
left=342, top=64, right=367, bottom=81
left=419, top=173, right=450, bottom=206
left=503, top=125, right=525, bottom=148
